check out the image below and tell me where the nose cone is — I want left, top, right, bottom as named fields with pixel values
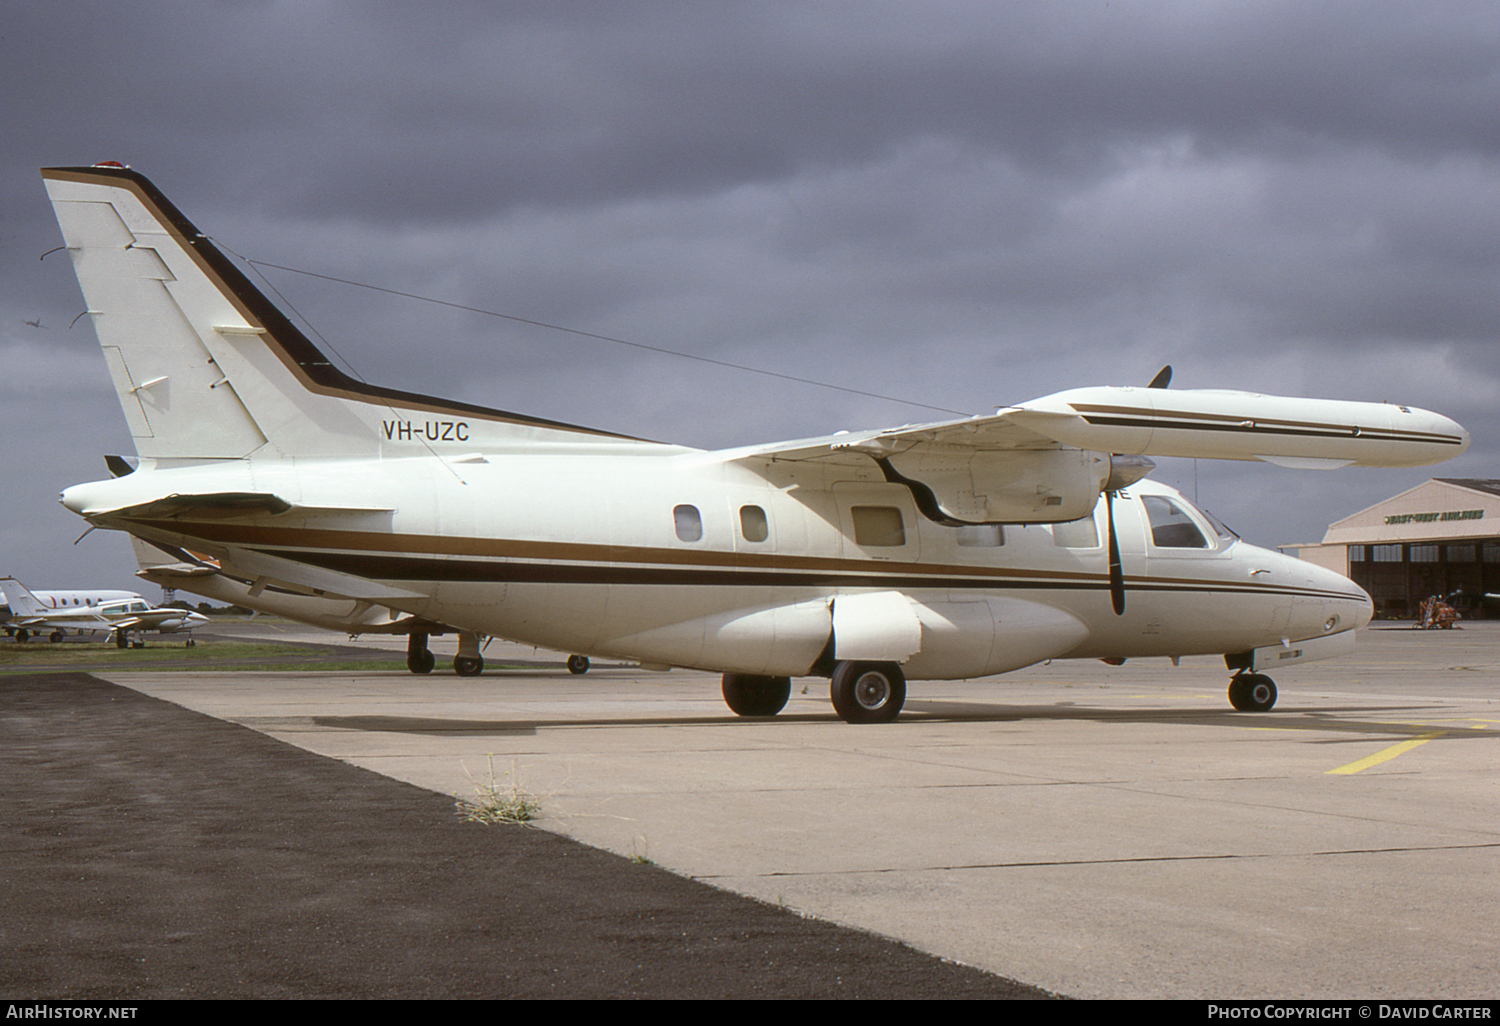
left=1300, top=555, right=1374, bottom=636
left=1420, top=408, right=1470, bottom=464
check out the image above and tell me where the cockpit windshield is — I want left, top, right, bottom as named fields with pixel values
left=1200, top=508, right=1240, bottom=543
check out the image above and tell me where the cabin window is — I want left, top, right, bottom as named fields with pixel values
left=956, top=524, right=1004, bottom=547
left=1050, top=517, right=1099, bottom=548
left=673, top=504, right=703, bottom=542
left=851, top=506, right=906, bottom=547
left=739, top=505, right=769, bottom=543
left=1142, top=496, right=1209, bottom=549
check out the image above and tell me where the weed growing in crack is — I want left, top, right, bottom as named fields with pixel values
left=456, top=755, right=540, bottom=825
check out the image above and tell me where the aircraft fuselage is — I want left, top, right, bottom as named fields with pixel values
left=64, top=450, right=1370, bottom=679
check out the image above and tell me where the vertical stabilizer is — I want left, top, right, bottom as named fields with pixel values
left=0, top=578, right=46, bottom=618
left=42, top=164, right=648, bottom=462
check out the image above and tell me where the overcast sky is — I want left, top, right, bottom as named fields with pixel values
left=3, top=1, right=1497, bottom=594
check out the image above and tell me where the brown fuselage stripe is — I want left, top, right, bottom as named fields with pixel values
left=260, top=547, right=1357, bottom=602
left=123, top=517, right=1355, bottom=601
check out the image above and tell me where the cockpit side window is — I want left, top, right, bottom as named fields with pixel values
left=1142, top=496, right=1211, bottom=549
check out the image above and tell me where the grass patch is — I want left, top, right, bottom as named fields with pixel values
left=456, top=756, right=541, bottom=825
left=0, top=639, right=392, bottom=674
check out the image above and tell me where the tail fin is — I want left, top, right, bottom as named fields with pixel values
left=0, top=578, right=47, bottom=618
left=41, top=164, right=641, bottom=461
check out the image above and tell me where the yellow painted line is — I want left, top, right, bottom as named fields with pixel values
left=1328, top=732, right=1445, bottom=775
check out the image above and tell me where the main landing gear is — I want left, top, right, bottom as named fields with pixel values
left=1228, top=672, right=1277, bottom=712
left=721, top=673, right=791, bottom=717
left=406, top=632, right=436, bottom=674
left=453, top=631, right=484, bottom=677
left=830, top=661, right=906, bottom=724
left=407, top=630, right=485, bottom=676
left=719, top=660, right=907, bottom=724
left=719, top=660, right=1270, bottom=723
left=111, top=629, right=143, bottom=649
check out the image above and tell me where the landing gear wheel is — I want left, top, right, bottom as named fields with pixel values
left=114, top=631, right=128, bottom=650
left=566, top=655, right=590, bottom=675
left=15, top=630, right=29, bottom=643
left=50, top=631, right=63, bottom=644
left=830, top=661, right=906, bottom=724
left=406, top=632, right=435, bottom=674
left=721, top=673, right=792, bottom=717
left=454, top=631, right=484, bottom=677
left=1228, top=673, right=1277, bottom=712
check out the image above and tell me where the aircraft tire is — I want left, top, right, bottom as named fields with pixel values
left=830, top=661, right=906, bottom=724
left=50, top=631, right=63, bottom=643
left=1228, top=673, right=1277, bottom=712
left=721, top=673, right=791, bottom=717
left=454, top=655, right=484, bottom=677
left=567, top=655, right=590, bottom=675
left=407, top=631, right=435, bottom=674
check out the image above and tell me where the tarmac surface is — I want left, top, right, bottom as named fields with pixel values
left=5, top=621, right=1499, bottom=999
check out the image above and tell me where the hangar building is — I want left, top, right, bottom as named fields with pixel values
left=1290, top=478, right=1500, bottom=619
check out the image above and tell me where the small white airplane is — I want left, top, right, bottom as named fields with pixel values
left=0, top=576, right=208, bottom=646
left=40, top=163, right=1469, bottom=720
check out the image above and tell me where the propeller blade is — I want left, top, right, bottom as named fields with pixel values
left=1106, top=489, right=1126, bottom=615
left=1147, top=365, right=1172, bottom=389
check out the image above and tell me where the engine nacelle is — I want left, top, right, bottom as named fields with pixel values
left=884, top=447, right=1110, bottom=523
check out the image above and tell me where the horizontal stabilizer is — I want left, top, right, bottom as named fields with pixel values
left=64, top=486, right=394, bottom=523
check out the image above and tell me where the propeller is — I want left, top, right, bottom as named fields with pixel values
left=1101, top=362, right=1168, bottom=614
left=1101, top=456, right=1153, bottom=615
left=1105, top=489, right=1126, bottom=615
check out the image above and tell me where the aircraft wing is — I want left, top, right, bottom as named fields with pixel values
left=725, top=385, right=1468, bottom=524
left=7, top=610, right=113, bottom=630
left=718, top=407, right=1070, bottom=467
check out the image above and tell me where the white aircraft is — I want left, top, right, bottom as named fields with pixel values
left=0, top=576, right=208, bottom=647
left=40, top=163, right=1469, bottom=720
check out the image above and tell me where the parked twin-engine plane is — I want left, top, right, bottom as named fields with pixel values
left=41, top=163, right=1469, bottom=721
left=0, top=576, right=207, bottom=647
